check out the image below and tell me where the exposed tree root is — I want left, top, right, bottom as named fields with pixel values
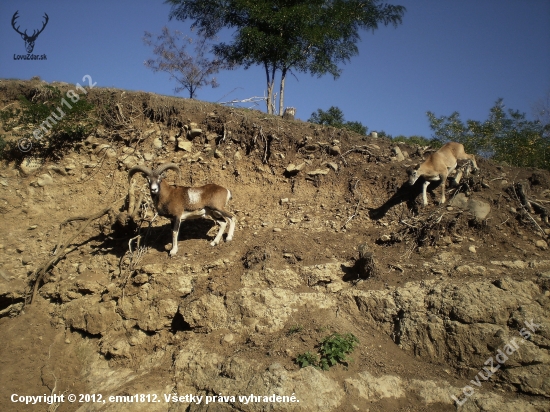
left=27, top=197, right=125, bottom=305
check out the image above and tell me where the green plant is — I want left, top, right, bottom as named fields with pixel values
left=295, top=351, right=319, bottom=368
left=318, top=333, right=359, bottom=370
left=295, top=332, right=359, bottom=370
left=287, top=324, right=304, bottom=336
left=0, top=85, right=97, bottom=160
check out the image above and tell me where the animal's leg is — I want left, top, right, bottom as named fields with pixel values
left=210, top=218, right=227, bottom=246
left=226, top=216, right=235, bottom=241
left=469, top=155, right=478, bottom=172
left=422, top=180, right=431, bottom=206
left=453, top=167, right=463, bottom=186
left=170, top=217, right=182, bottom=256
left=440, top=172, right=449, bottom=204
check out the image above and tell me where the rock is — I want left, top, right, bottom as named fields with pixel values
left=188, top=128, right=202, bottom=138
left=378, top=235, right=391, bottom=243
left=177, top=139, right=193, bottom=152
left=48, top=165, right=67, bottom=176
left=142, top=264, right=163, bottom=275
left=392, top=146, right=405, bottom=161
left=491, top=260, right=528, bottom=269
left=535, top=240, right=548, bottom=250
left=144, top=128, right=156, bottom=137
left=119, top=297, right=179, bottom=332
left=280, top=198, right=289, bottom=204
left=206, top=132, right=218, bottom=142
left=285, top=163, right=305, bottom=174
left=234, top=151, right=242, bottom=161
left=153, top=137, right=163, bottom=149
left=121, top=155, right=139, bottom=169
left=448, top=193, right=491, bottom=219
left=180, top=294, right=227, bottom=331
left=439, top=236, right=453, bottom=246
left=329, top=146, right=341, bottom=156
left=143, top=152, right=154, bottom=161
left=469, top=245, right=477, bottom=253
left=167, top=134, right=177, bottom=143
left=64, top=297, right=121, bottom=335
left=133, top=274, right=149, bottom=285
left=325, top=162, right=338, bottom=171
left=307, top=168, right=330, bottom=176
left=37, top=173, right=53, bottom=187
left=343, top=277, right=550, bottom=397
left=455, top=264, right=486, bottom=275
left=214, top=149, right=224, bottom=159
left=20, top=158, right=43, bottom=176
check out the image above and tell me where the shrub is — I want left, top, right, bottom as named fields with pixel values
left=295, top=332, right=359, bottom=370
left=0, top=85, right=96, bottom=160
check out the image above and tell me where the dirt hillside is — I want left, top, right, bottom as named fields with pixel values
left=0, top=78, right=549, bottom=412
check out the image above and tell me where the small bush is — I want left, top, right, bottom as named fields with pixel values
left=295, top=351, right=319, bottom=368
left=295, top=332, right=359, bottom=370
left=318, top=333, right=359, bottom=370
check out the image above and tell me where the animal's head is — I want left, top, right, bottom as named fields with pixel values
left=407, top=165, right=421, bottom=185
left=11, top=11, right=49, bottom=54
left=128, top=163, right=181, bottom=196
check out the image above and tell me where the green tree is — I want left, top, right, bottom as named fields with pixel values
left=308, top=106, right=368, bottom=135
left=427, top=99, right=549, bottom=169
left=143, top=27, right=229, bottom=99
left=309, top=106, right=346, bottom=128
left=166, top=0, right=405, bottom=115
left=343, top=120, right=368, bottom=136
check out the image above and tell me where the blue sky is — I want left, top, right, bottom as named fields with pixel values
left=1, top=0, right=549, bottom=138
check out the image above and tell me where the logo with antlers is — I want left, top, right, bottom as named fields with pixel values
left=11, top=11, right=49, bottom=54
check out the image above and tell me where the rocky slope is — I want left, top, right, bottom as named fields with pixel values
left=0, top=79, right=549, bottom=411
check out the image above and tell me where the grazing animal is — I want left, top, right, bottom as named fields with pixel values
left=128, top=163, right=235, bottom=256
left=408, top=142, right=478, bottom=206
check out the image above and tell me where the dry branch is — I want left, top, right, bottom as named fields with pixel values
left=511, top=183, right=548, bottom=235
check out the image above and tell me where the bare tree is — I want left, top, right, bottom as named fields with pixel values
left=143, top=27, right=229, bottom=99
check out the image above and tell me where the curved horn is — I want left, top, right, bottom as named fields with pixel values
left=128, top=165, right=153, bottom=183
left=154, top=163, right=181, bottom=178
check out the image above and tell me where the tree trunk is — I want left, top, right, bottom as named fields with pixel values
left=279, top=67, right=287, bottom=117
left=264, top=62, right=279, bottom=115
left=264, top=63, right=274, bottom=115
